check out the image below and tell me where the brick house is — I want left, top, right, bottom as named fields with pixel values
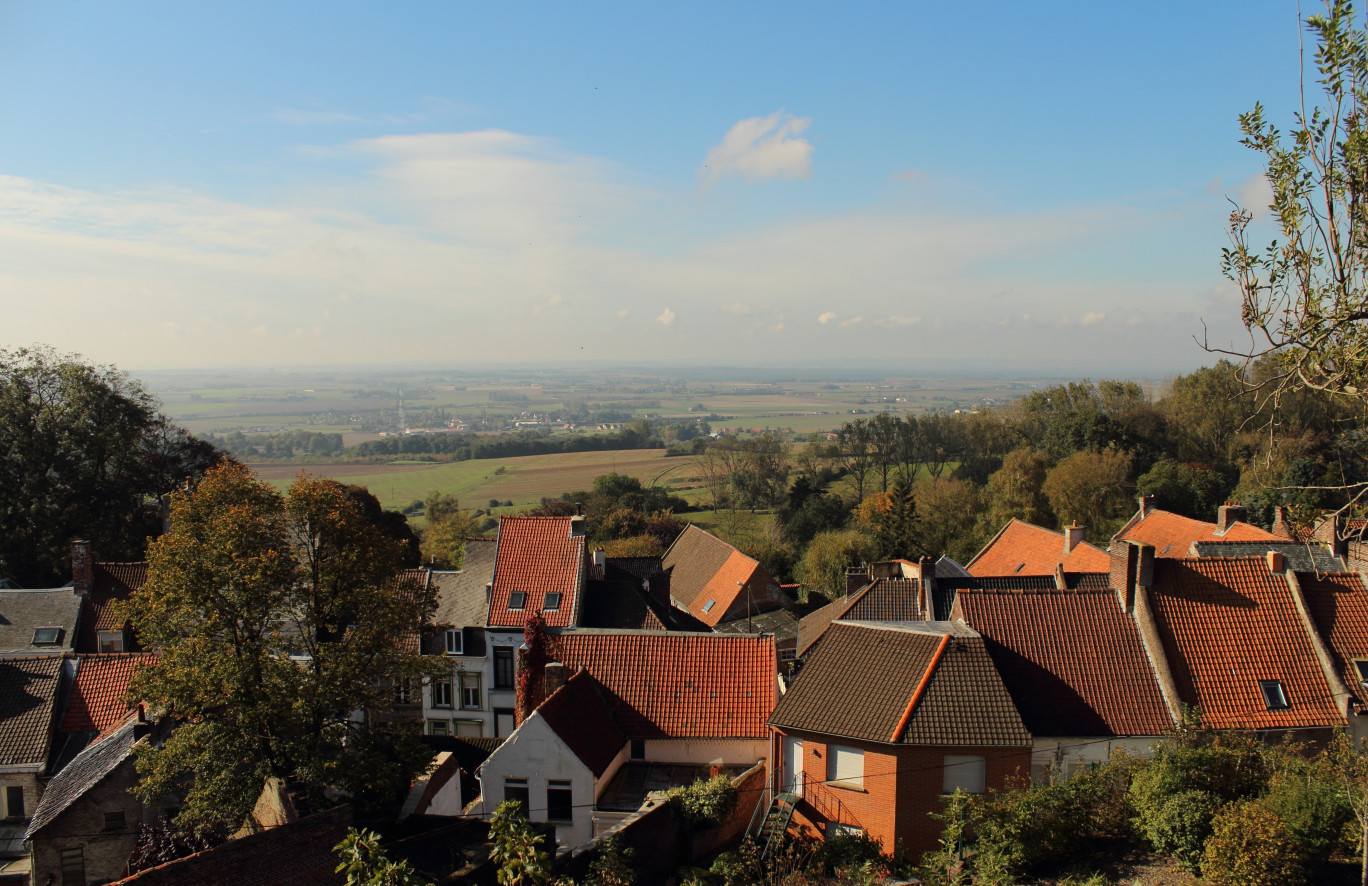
left=768, top=621, right=1030, bottom=855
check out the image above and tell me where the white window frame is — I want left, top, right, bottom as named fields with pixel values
left=460, top=672, right=482, bottom=710
left=431, top=679, right=453, bottom=708
left=827, top=745, right=864, bottom=791
left=942, top=755, right=987, bottom=795
left=445, top=629, right=462, bottom=655
left=98, top=630, right=125, bottom=653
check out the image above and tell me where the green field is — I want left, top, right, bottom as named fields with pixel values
left=251, top=448, right=703, bottom=513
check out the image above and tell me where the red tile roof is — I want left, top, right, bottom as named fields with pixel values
left=553, top=631, right=775, bottom=739
left=953, top=589, right=1172, bottom=736
left=59, top=654, right=158, bottom=740
left=77, top=562, right=148, bottom=653
left=1298, top=571, right=1368, bottom=707
left=661, top=526, right=768, bottom=627
left=1115, top=509, right=1279, bottom=558
left=1149, top=558, right=1343, bottom=729
left=488, top=517, right=585, bottom=629
left=967, top=520, right=1109, bottom=577
left=535, top=670, right=625, bottom=775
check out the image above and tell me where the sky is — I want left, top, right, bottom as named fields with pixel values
left=0, top=1, right=1321, bottom=374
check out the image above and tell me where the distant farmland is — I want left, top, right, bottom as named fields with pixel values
left=250, top=449, right=702, bottom=513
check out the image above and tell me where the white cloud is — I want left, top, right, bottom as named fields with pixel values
left=700, top=111, right=813, bottom=183
left=879, top=315, right=920, bottom=327
left=818, top=311, right=837, bottom=325
left=839, top=316, right=862, bottom=328
left=1080, top=311, right=1106, bottom=326
left=1236, top=173, right=1274, bottom=221
left=656, top=307, right=676, bottom=327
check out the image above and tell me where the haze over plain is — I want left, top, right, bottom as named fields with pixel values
left=0, top=1, right=1308, bottom=374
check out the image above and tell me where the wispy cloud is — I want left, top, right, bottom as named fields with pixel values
left=700, top=111, right=813, bottom=183
left=818, top=312, right=837, bottom=325
left=656, top=307, right=676, bottom=326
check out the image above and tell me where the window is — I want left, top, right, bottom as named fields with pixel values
left=943, top=755, right=987, bottom=794
left=1353, top=659, right=1368, bottom=686
left=4, top=786, right=22, bottom=819
left=98, top=630, right=124, bottom=653
left=428, top=719, right=450, bottom=736
left=829, top=822, right=864, bottom=839
left=394, top=680, right=412, bottom=706
left=779, top=647, right=797, bottom=663
left=509, top=592, right=527, bottom=610
left=1260, top=680, right=1291, bottom=711
left=60, top=847, right=85, bottom=886
left=461, top=672, right=482, bottom=710
left=504, top=778, right=530, bottom=815
left=32, top=627, right=60, bottom=645
left=827, top=745, right=864, bottom=790
left=547, top=780, right=573, bottom=822
left=103, top=810, right=126, bottom=832
left=431, top=679, right=453, bottom=708
left=630, top=739, right=646, bottom=760
left=455, top=720, right=483, bottom=737
left=702, top=600, right=716, bottom=613
left=544, top=592, right=562, bottom=611
left=494, top=647, right=515, bottom=689
left=445, top=629, right=463, bottom=655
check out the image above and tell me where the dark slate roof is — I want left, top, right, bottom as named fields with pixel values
left=0, top=656, right=63, bottom=768
left=606, top=556, right=664, bottom=581
left=1192, top=540, right=1345, bottom=573
left=1062, top=572, right=1111, bottom=590
left=953, top=589, right=1173, bottom=737
left=796, top=578, right=928, bottom=656
left=535, top=670, right=625, bottom=776
left=430, top=539, right=497, bottom=628
left=933, top=576, right=1059, bottom=623
left=0, top=589, right=80, bottom=654
left=771, top=621, right=1030, bottom=747
left=579, top=563, right=676, bottom=631
left=26, top=713, right=142, bottom=838
left=419, top=735, right=504, bottom=775
left=714, top=607, right=799, bottom=642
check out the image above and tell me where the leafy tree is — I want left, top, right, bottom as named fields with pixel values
left=1042, top=449, right=1135, bottom=538
left=345, top=485, right=420, bottom=567
left=796, top=529, right=879, bottom=598
left=0, top=346, right=223, bottom=587
left=489, top=801, right=552, bottom=886
left=912, top=476, right=982, bottom=562
left=125, top=463, right=437, bottom=834
left=976, top=448, right=1054, bottom=533
left=1136, top=458, right=1231, bottom=521
left=420, top=492, right=478, bottom=569
left=732, top=434, right=790, bottom=510
left=335, top=828, right=431, bottom=886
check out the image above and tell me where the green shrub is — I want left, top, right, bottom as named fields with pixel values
left=1261, top=768, right=1351, bottom=874
left=663, top=775, right=737, bottom=829
left=1201, top=801, right=1304, bottom=886
left=815, top=832, right=885, bottom=874
left=1132, top=788, right=1225, bottom=870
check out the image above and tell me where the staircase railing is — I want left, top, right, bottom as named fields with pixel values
left=803, top=777, right=864, bottom=835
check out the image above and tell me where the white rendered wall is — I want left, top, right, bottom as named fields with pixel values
left=1029, top=736, right=1160, bottom=780
left=478, top=712, right=598, bottom=848
left=641, top=738, right=769, bottom=767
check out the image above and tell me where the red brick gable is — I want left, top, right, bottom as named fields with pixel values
left=967, top=520, right=1108, bottom=577
left=488, top=517, right=585, bottom=629
left=553, top=631, right=775, bottom=739
left=1116, top=509, right=1279, bottom=558
left=1149, top=558, right=1343, bottom=729
left=59, top=654, right=158, bottom=741
left=953, top=589, right=1172, bottom=737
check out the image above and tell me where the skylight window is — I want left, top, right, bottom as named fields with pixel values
left=1259, top=679, right=1291, bottom=711
left=509, top=592, right=527, bottom=610
left=544, top=592, right=561, bottom=611
left=32, top=628, right=59, bottom=645
left=703, top=599, right=715, bottom=613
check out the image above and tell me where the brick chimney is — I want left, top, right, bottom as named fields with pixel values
left=1063, top=521, right=1085, bottom=555
left=543, top=662, right=567, bottom=698
left=1271, top=506, right=1292, bottom=539
left=1267, top=550, right=1286, bottom=573
left=71, top=540, right=93, bottom=597
left=1110, top=540, right=1154, bottom=614
left=1314, top=511, right=1350, bottom=558
left=845, top=565, right=871, bottom=597
left=1217, top=502, right=1248, bottom=533
left=591, top=549, right=606, bottom=581
left=647, top=569, right=671, bottom=609
left=1138, top=494, right=1156, bottom=518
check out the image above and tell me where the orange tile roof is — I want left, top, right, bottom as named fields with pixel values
left=488, top=517, right=585, bottom=629
left=662, top=526, right=767, bottom=627
left=688, top=551, right=762, bottom=627
left=1149, top=558, right=1343, bottom=729
left=553, top=631, right=775, bottom=739
left=954, top=589, right=1172, bottom=736
left=59, top=654, right=158, bottom=741
left=1116, top=510, right=1279, bottom=558
left=967, top=520, right=1108, bottom=577
left=1298, top=571, right=1368, bottom=708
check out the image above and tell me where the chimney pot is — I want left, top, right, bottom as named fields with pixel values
left=1268, top=550, right=1286, bottom=573
left=1217, top=502, right=1248, bottom=533
left=1063, top=521, right=1085, bottom=555
left=543, top=662, right=567, bottom=697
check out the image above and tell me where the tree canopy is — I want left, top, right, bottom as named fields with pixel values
left=125, top=463, right=436, bottom=833
left=0, top=346, right=223, bottom=587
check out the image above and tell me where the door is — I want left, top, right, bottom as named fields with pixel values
left=782, top=736, right=802, bottom=792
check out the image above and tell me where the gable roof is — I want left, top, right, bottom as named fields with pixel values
left=77, top=562, right=148, bottom=653
left=796, top=578, right=926, bottom=657
left=661, top=525, right=768, bottom=627
left=1148, top=558, right=1343, bottom=729
left=1297, top=571, right=1368, bottom=708
left=26, top=712, right=143, bottom=838
left=771, top=621, right=1029, bottom=747
left=430, top=539, right=497, bottom=628
left=953, top=589, right=1172, bottom=737
left=967, top=520, right=1109, bottom=577
left=59, top=653, right=158, bottom=740
left=0, top=589, right=81, bottom=654
left=0, top=656, right=64, bottom=768
left=552, top=630, right=776, bottom=739
left=535, top=670, right=625, bottom=776
left=1115, top=508, right=1279, bottom=558
left=488, top=517, right=585, bottom=629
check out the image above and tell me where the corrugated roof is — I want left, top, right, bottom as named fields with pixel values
left=1149, top=558, right=1343, bottom=729
left=772, top=621, right=1030, bottom=747
left=553, top=630, right=775, bottom=739
left=488, top=517, right=584, bottom=629
left=954, top=589, right=1172, bottom=737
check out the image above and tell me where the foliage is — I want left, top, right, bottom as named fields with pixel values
left=1136, top=458, right=1231, bottom=522
left=918, top=789, right=974, bottom=886
left=580, top=835, right=635, bottom=886
left=599, top=534, right=664, bottom=557
left=489, top=801, right=552, bottom=886
left=664, top=774, right=738, bottom=829
left=334, top=828, right=431, bottom=886
left=0, top=345, right=224, bottom=587
left=976, top=447, right=1054, bottom=533
left=128, top=813, right=227, bottom=874
left=1042, top=448, right=1135, bottom=536
left=1260, top=758, right=1352, bottom=875
left=910, top=476, right=981, bottom=561
left=795, top=528, right=879, bottom=598
left=419, top=491, right=478, bottom=569
left=125, top=463, right=437, bottom=834
left=814, top=832, right=887, bottom=875
left=1201, top=801, right=1304, bottom=886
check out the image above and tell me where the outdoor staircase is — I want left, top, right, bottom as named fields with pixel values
left=755, top=791, right=797, bottom=860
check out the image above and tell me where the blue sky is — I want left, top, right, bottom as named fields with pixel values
left=0, top=1, right=1315, bottom=373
